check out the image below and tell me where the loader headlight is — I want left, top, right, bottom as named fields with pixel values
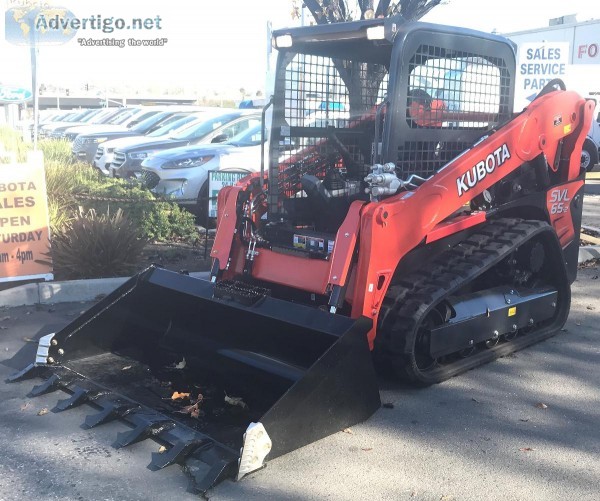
left=162, top=155, right=214, bottom=169
left=366, top=25, right=385, bottom=40
left=273, top=34, right=292, bottom=49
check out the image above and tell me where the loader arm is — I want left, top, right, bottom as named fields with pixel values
left=350, top=90, right=595, bottom=345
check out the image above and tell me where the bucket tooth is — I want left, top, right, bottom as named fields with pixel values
left=84, top=401, right=141, bottom=429
left=6, top=363, right=46, bottom=383
left=150, top=439, right=210, bottom=470
left=28, top=374, right=64, bottom=397
left=115, top=419, right=176, bottom=449
left=54, top=386, right=94, bottom=411
left=186, top=459, right=235, bottom=495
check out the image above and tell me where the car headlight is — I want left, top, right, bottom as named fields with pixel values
left=85, top=137, right=107, bottom=144
left=162, top=155, right=215, bottom=169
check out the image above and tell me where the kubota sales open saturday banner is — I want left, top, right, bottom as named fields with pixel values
left=0, top=153, right=53, bottom=282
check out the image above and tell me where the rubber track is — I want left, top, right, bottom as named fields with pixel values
left=375, top=218, right=570, bottom=386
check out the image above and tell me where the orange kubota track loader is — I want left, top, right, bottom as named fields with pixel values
left=9, top=16, right=594, bottom=493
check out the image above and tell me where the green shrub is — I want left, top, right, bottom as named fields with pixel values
left=47, top=198, right=74, bottom=234
left=45, top=159, right=100, bottom=199
left=44, top=161, right=198, bottom=244
left=47, top=208, right=147, bottom=280
left=0, top=126, right=31, bottom=162
left=79, top=179, right=199, bottom=243
left=39, top=139, right=74, bottom=164
left=44, top=159, right=102, bottom=233
left=142, top=200, right=199, bottom=243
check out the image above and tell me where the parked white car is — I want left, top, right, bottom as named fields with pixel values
left=140, top=124, right=264, bottom=220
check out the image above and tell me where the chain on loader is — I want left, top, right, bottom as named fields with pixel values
left=8, top=15, right=594, bottom=493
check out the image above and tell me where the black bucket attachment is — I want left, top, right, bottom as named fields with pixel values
left=8, top=266, right=380, bottom=493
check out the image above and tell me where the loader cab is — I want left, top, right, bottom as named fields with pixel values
left=267, top=17, right=515, bottom=249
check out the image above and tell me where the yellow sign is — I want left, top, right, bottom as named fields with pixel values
left=508, top=306, right=517, bottom=317
left=0, top=152, right=53, bottom=282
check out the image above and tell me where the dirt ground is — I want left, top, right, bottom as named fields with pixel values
left=137, top=235, right=214, bottom=274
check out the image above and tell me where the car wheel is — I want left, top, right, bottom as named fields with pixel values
left=582, top=140, right=598, bottom=172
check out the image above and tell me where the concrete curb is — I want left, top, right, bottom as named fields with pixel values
left=579, top=246, right=600, bottom=264
left=0, top=272, right=210, bottom=308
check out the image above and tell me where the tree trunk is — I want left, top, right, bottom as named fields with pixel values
left=338, top=60, right=387, bottom=115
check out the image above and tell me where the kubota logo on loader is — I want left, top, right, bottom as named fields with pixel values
left=457, top=143, right=511, bottom=196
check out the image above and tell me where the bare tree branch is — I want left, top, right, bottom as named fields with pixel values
left=303, top=1, right=440, bottom=24
left=389, top=0, right=441, bottom=20
left=375, top=0, right=392, bottom=17
left=298, top=0, right=443, bottom=115
left=358, top=0, right=374, bottom=19
left=303, top=0, right=328, bottom=24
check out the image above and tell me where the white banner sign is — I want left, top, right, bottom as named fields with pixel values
left=207, top=170, right=249, bottom=219
left=515, top=42, right=569, bottom=111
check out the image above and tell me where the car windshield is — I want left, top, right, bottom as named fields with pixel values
left=122, top=110, right=161, bottom=127
left=89, top=109, right=114, bottom=123
left=227, top=124, right=263, bottom=147
left=96, top=109, right=123, bottom=124
left=65, top=110, right=89, bottom=122
left=169, top=112, right=241, bottom=140
left=111, top=109, right=139, bottom=125
left=53, top=113, right=74, bottom=121
left=130, top=112, right=171, bottom=133
left=144, top=113, right=193, bottom=136
left=79, top=110, right=102, bottom=122
left=147, top=114, right=202, bottom=137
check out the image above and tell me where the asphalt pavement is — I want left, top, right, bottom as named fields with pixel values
left=0, top=198, right=599, bottom=501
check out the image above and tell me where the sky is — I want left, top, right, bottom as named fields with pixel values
left=0, top=0, right=598, bottom=98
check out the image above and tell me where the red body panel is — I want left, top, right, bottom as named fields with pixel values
left=426, top=211, right=487, bottom=244
left=546, top=180, right=585, bottom=247
left=211, top=186, right=242, bottom=268
left=252, top=249, right=331, bottom=293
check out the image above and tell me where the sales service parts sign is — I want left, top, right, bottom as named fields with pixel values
left=515, top=42, right=569, bottom=111
left=0, top=153, right=53, bottom=283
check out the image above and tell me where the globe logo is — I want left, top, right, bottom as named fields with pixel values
left=5, top=5, right=78, bottom=46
